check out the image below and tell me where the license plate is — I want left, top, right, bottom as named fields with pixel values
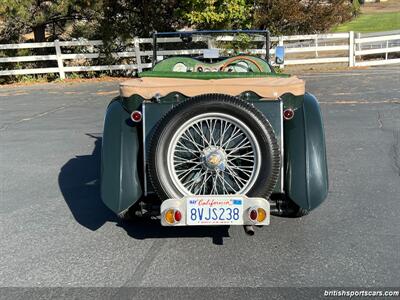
left=186, top=197, right=244, bottom=225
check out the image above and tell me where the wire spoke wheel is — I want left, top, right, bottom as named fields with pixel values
left=149, top=94, right=280, bottom=201
left=167, top=113, right=261, bottom=195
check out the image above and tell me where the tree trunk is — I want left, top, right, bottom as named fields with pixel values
left=33, top=24, right=47, bottom=62
left=33, top=24, right=46, bottom=42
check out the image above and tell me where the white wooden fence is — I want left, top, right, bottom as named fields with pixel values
left=354, top=33, right=400, bottom=66
left=0, top=31, right=399, bottom=79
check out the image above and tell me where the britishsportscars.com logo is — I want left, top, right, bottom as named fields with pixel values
left=324, top=289, right=399, bottom=298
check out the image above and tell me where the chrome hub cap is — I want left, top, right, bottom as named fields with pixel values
left=202, top=146, right=226, bottom=171
left=166, top=112, right=261, bottom=196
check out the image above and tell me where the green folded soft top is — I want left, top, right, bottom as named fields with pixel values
left=139, top=71, right=291, bottom=80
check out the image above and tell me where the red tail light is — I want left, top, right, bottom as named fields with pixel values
left=174, top=210, right=182, bottom=222
left=249, top=209, right=258, bottom=221
left=283, top=108, right=294, bottom=121
left=131, top=111, right=142, bottom=122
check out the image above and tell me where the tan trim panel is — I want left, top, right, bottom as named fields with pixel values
left=120, top=76, right=305, bottom=99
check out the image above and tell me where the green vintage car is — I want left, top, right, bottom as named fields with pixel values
left=101, top=30, right=328, bottom=235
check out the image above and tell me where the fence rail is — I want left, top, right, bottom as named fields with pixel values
left=1, top=31, right=399, bottom=79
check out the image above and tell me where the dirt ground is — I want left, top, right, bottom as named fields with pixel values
left=361, top=0, right=400, bottom=13
left=0, top=65, right=374, bottom=88
left=283, top=63, right=371, bottom=74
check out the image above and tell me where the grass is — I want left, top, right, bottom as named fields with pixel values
left=333, top=11, right=400, bottom=33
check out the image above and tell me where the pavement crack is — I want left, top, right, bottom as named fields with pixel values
left=392, top=130, right=400, bottom=177
left=377, top=112, right=383, bottom=129
left=0, top=105, right=68, bottom=132
left=0, top=98, right=96, bottom=132
left=119, top=239, right=166, bottom=288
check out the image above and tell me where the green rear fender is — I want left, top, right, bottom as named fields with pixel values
left=101, top=99, right=142, bottom=214
left=284, top=93, right=329, bottom=210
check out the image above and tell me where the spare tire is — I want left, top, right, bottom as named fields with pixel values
left=148, top=94, right=280, bottom=200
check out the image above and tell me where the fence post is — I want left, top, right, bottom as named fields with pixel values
left=207, top=37, right=213, bottom=49
left=134, top=37, right=142, bottom=73
left=54, top=40, right=65, bottom=79
left=385, top=39, right=389, bottom=61
left=349, top=31, right=354, bottom=67
left=279, top=35, right=284, bottom=69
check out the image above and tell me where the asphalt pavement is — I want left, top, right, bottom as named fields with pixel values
left=0, top=68, right=399, bottom=290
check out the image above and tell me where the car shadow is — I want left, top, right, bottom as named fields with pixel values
left=58, top=134, right=230, bottom=245
left=58, top=134, right=117, bottom=231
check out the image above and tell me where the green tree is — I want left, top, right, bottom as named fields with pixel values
left=100, top=0, right=185, bottom=41
left=0, top=0, right=102, bottom=43
left=99, top=0, right=187, bottom=58
left=254, top=0, right=353, bottom=35
left=99, top=0, right=254, bottom=45
left=183, top=0, right=254, bottom=30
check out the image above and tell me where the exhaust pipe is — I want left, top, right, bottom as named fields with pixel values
left=244, top=225, right=255, bottom=236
